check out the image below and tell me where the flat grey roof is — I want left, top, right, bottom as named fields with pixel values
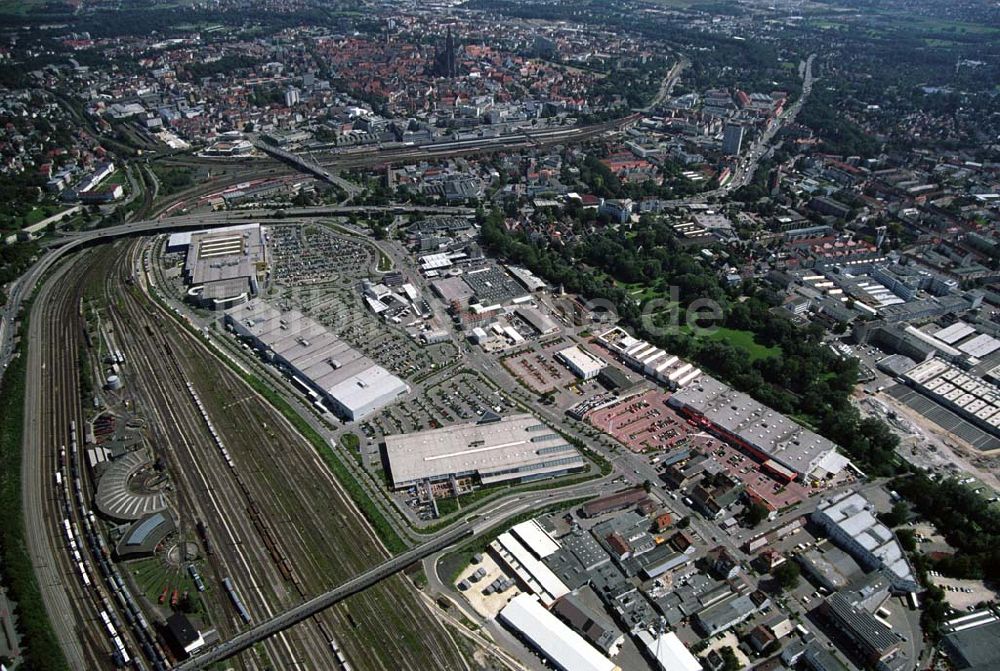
left=670, top=374, right=842, bottom=476
left=385, top=413, right=584, bottom=487
left=944, top=619, right=1000, bottom=669
left=226, top=300, right=407, bottom=414
left=185, top=225, right=265, bottom=285
left=824, top=593, right=901, bottom=654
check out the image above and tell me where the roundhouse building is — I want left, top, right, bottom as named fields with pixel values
left=95, top=449, right=168, bottom=521
left=115, top=511, right=175, bottom=559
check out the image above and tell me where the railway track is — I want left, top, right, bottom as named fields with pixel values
left=118, top=238, right=471, bottom=670
left=133, top=115, right=636, bottom=221
left=97, top=239, right=468, bottom=670
left=25, top=249, right=176, bottom=670
left=101, top=243, right=329, bottom=670
left=25, top=253, right=108, bottom=669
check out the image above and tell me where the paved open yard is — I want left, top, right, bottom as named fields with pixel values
left=703, top=439, right=813, bottom=511
left=929, top=573, right=999, bottom=610
left=587, top=390, right=686, bottom=453
left=503, top=347, right=570, bottom=393
left=454, top=553, right=521, bottom=619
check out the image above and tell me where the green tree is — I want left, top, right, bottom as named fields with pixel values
left=772, top=560, right=801, bottom=591
left=744, top=501, right=769, bottom=528
left=719, top=646, right=741, bottom=671
left=881, top=501, right=909, bottom=527
left=896, top=528, right=917, bottom=553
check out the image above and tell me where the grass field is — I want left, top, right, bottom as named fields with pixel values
left=98, top=170, right=128, bottom=188
left=683, top=325, right=780, bottom=362
left=0, top=0, right=47, bottom=14
left=645, top=0, right=728, bottom=6
left=129, top=556, right=204, bottom=614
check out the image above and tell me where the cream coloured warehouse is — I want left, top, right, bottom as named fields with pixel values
left=225, top=300, right=408, bottom=421
left=384, top=413, right=585, bottom=489
left=556, top=345, right=606, bottom=380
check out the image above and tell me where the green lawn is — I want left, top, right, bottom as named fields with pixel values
left=0, top=0, right=47, bottom=14
left=129, top=556, right=204, bottom=614
left=684, top=326, right=780, bottom=362
left=909, top=17, right=1000, bottom=35
left=99, top=170, right=128, bottom=188
left=23, top=208, right=51, bottom=226
left=646, top=0, right=729, bottom=6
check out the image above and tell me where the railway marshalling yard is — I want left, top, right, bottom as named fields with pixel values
left=22, top=236, right=499, bottom=671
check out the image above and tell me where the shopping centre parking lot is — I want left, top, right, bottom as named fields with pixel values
left=269, top=224, right=371, bottom=286
left=586, top=390, right=687, bottom=453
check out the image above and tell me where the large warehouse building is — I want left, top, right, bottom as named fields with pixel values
left=384, top=413, right=585, bottom=490
left=556, top=345, right=606, bottom=380
left=499, top=594, right=621, bottom=671
left=226, top=300, right=408, bottom=421
left=668, top=375, right=849, bottom=481
left=813, top=490, right=918, bottom=593
left=168, top=223, right=266, bottom=311
left=901, top=358, right=1000, bottom=439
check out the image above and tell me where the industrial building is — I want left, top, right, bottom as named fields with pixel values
left=511, top=519, right=561, bottom=559
left=597, top=327, right=702, bottom=389
left=637, top=630, right=702, bottom=671
left=901, top=358, right=1000, bottom=439
left=552, top=591, right=625, bottom=657
left=383, top=413, right=585, bottom=490
left=941, top=609, right=1000, bottom=670
left=556, top=345, right=606, bottom=380
left=695, top=592, right=767, bottom=636
left=463, top=265, right=529, bottom=308
left=429, top=266, right=530, bottom=311
left=168, top=224, right=267, bottom=311
left=817, top=593, right=903, bottom=669
left=491, top=531, right=570, bottom=606
left=498, top=594, right=621, bottom=671
left=225, top=300, right=409, bottom=421
left=668, top=375, right=849, bottom=481
left=933, top=321, right=1000, bottom=357
left=507, top=265, right=548, bottom=292
left=515, top=306, right=560, bottom=335
left=164, top=613, right=206, bottom=658
left=582, top=487, right=650, bottom=518
left=812, top=490, right=917, bottom=593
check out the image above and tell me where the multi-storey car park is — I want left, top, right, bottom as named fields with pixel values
left=225, top=299, right=409, bottom=421
left=383, top=412, right=586, bottom=491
